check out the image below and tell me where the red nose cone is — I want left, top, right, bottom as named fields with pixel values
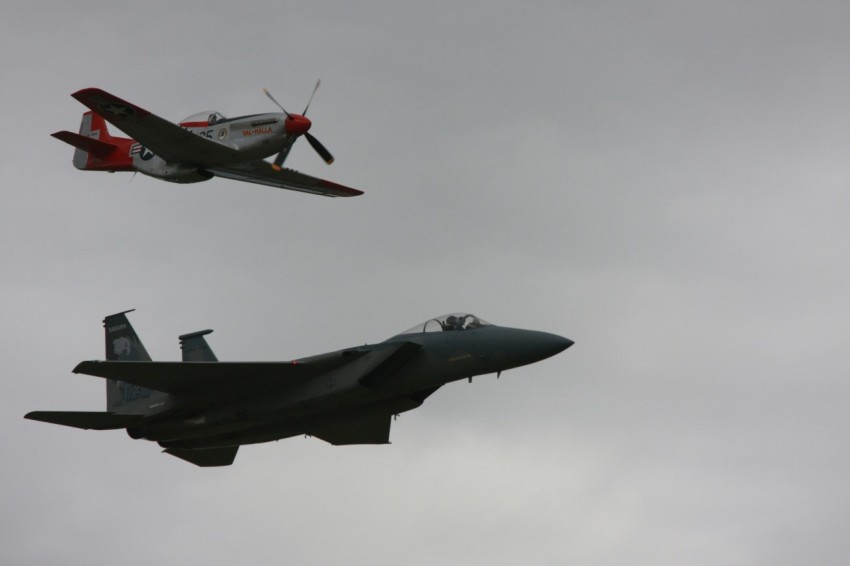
left=285, top=114, right=312, bottom=136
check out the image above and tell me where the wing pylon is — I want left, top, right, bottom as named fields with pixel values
left=163, top=446, right=238, bottom=467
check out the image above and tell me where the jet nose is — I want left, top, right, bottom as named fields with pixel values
left=499, top=328, right=574, bottom=367
left=539, top=332, right=574, bottom=358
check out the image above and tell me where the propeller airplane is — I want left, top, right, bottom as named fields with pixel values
left=51, top=84, right=363, bottom=197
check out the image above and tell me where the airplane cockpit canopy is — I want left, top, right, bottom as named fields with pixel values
left=397, top=313, right=491, bottom=335
left=179, top=111, right=227, bottom=127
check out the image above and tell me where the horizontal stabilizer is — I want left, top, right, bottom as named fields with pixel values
left=24, top=411, right=143, bottom=430
left=51, top=130, right=116, bottom=155
left=164, top=446, right=238, bottom=467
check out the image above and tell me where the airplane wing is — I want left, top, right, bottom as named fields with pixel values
left=72, top=341, right=419, bottom=399
left=71, top=88, right=239, bottom=164
left=24, top=411, right=143, bottom=430
left=207, top=163, right=363, bottom=197
left=73, top=359, right=350, bottom=396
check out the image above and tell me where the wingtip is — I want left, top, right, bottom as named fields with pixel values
left=71, top=87, right=102, bottom=100
left=318, top=179, right=364, bottom=197
left=72, top=360, right=99, bottom=374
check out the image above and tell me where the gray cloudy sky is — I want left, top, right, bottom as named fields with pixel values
left=3, top=1, right=850, bottom=564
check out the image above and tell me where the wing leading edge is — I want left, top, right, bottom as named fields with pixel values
left=207, top=163, right=363, bottom=197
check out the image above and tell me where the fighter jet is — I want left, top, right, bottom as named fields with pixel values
left=26, top=310, right=572, bottom=466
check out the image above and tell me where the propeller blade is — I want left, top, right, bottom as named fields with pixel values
left=305, top=132, right=334, bottom=165
left=302, top=79, right=321, bottom=116
left=264, top=84, right=334, bottom=167
left=263, top=87, right=291, bottom=117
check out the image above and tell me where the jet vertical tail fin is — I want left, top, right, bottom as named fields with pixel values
left=103, top=310, right=170, bottom=414
left=51, top=111, right=134, bottom=172
left=105, top=309, right=151, bottom=362
left=179, top=329, right=218, bottom=362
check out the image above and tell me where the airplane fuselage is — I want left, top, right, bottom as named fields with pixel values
left=136, top=325, right=570, bottom=450
left=129, top=112, right=291, bottom=182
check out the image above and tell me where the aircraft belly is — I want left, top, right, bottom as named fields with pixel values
left=139, top=368, right=376, bottom=443
left=229, top=138, right=280, bottom=162
left=141, top=389, right=355, bottom=443
left=158, top=395, right=426, bottom=450
left=134, top=155, right=213, bottom=184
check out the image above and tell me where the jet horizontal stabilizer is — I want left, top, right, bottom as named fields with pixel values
left=24, top=411, right=143, bottom=430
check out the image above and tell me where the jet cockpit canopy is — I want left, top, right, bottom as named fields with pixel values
left=397, top=313, right=491, bottom=336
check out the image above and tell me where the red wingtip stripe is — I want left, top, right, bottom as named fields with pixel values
left=319, top=179, right=364, bottom=196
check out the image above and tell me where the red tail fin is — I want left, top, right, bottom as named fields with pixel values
left=51, top=111, right=134, bottom=172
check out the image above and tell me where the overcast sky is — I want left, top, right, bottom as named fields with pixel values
left=3, top=1, right=850, bottom=564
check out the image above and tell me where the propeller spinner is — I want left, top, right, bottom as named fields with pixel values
left=264, top=81, right=334, bottom=170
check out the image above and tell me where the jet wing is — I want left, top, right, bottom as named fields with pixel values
left=71, top=342, right=417, bottom=399
left=207, top=163, right=363, bottom=197
left=24, top=411, right=143, bottom=430
left=71, top=88, right=239, bottom=164
left=73, top=358, right=352, bottom=396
